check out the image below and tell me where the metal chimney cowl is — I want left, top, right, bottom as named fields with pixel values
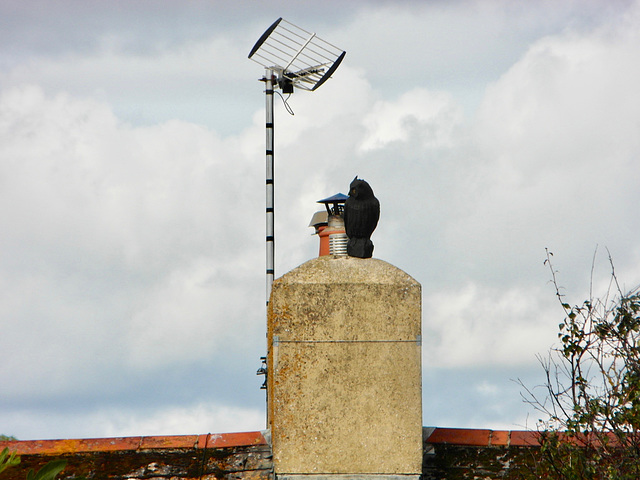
left=325, top=215, right=348, bottom=257
left=312, top=214, right=347, bottom=257
left=312, top=193, right=349, bottom=257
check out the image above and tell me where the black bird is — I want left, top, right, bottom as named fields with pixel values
left=343, top=176, right=380, bottom=258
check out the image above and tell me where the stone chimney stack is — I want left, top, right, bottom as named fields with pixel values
left=267, top=255, right=422, bottom=480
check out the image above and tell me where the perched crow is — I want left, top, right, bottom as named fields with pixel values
left=344, top=176, right=380, bottom=258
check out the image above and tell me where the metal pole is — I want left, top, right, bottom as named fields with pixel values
left=265, top=69, right=275, bottom=307
left=264, top=69, right=276, bottom=428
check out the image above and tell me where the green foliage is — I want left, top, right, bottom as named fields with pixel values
left=0, top=436, right=18, bottom=442
left=25, top=460, right=67, bottom=480
left=521, top=249, right=640, bottom=479
left=0, top=447, right=21, bottom=474
left=0, top=448, right=73, bottom=480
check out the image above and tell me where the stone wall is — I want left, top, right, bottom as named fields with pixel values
left=0, top=432, right=272, bottom=480
left=0, top=428, right=544, bottom=480
left=423, top=427, right=540, bottom=479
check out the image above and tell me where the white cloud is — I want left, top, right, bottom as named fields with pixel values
left=0, top=34, right=259, bottom=134
left=359, top=88, right=463, bottom=152
left=0, top=85, right=264, bottom=400
left=475, top=381, right=499, bottom=396
left=466, top=3, right=640, bottom=278
left=423, top=284, right=558, bottom=369
left=3, top=1, right=640, bottom=439
left=0, top=402, right=265, bottom=440
left=124, top=257, right=261, bottom=370
left=99, top=403, right=266, bottom=438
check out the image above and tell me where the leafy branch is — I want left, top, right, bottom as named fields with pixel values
left=0, top=448, right=71, bottom=480
left=520, top=248, right=640, bottom=479
left=0, top=447, right=21, bottom=475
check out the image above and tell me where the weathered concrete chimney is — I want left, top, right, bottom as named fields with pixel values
left=267, top=255, right=422, bottom=480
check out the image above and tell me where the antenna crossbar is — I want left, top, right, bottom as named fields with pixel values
left=249, top=17, right=346, bottom=92
left=284, top=33, right=317, bottom=72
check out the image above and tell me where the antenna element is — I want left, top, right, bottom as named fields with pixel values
left=249, top=18, right=346, bottom=92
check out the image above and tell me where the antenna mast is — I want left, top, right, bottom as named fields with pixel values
left=249, top=18, right=346, bottom=306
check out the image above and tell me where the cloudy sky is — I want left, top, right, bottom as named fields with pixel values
left=2, top=0, right=640, bottom=440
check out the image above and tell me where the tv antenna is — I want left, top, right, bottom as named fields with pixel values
left=249, top=18, right=346, bottom=306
